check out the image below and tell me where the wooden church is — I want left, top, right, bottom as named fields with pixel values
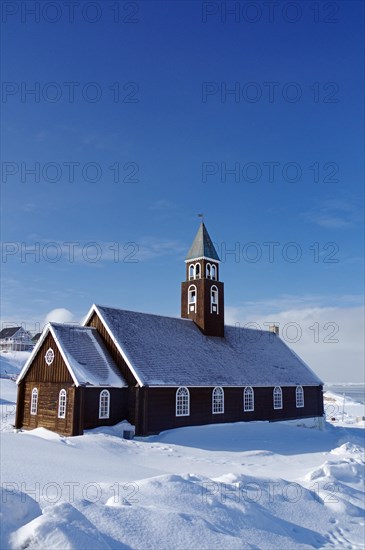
left=15, top=223, right=324, bottom=436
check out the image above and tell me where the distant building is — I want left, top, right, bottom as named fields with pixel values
left=15, top=223, right=324, bottom=436
left=0, top=327, right=33, bottom=352
left=31, top=333, right=42, bottom=345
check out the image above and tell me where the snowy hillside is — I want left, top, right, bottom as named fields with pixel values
left=1, top=379, right=364, bottom=549
left=0, top=351, right=31, bottom=379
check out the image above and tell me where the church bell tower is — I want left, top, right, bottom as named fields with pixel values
left=181, top=222, right=224, bottom=337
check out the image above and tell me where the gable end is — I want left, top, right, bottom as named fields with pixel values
left=84, top=307, right=142, bottom=386
left=18, top=330, right=74, bottom=384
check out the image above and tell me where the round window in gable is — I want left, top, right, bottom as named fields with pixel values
left=45, top=348, right=55, bottom=366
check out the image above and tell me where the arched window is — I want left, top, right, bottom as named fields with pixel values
left=210, top=285, right=218, bottom=313
left=212, top=386, right=224, bottom=414
left=188, top=285, right=197, bottom=313
left=195, top=262, right=201, bottom=279
left=243, top=387, right=254, bottom=411
left=30, top=388, right=38, bottom=415
left=273, top=386, right=283, bottom=409
left=206, top=263, right=211, bottom=279
left=211, top=264, right=217, bottom=280
left=296, top=386, right=304, bottom=408
left=176, top=387, right=190, bottom=416
left=189, top=264, right=194, bottom=280
left=58, top=389, right=67, bottom=419
left=99, top=389, right=110, bottom=419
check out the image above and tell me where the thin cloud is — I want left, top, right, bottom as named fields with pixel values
left=138, top=237, right=186, bottom=260
left=301, top=199, right=362, bottom=229
left=2, top=236, right=187, bottom=266
left=225, top=300, right=364, bottom=383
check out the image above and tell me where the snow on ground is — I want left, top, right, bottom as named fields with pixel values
left=324, top=391, right=365, bottom=427
left=0, top=350, right=31, bottom=379
left=0, top=379, right=364, bottom=549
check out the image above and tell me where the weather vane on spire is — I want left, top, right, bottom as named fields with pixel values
left=197, top=213, right=204, bottom=222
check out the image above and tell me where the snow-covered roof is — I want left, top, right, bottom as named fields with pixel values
left=17, top=324, right=127, bottom=388
left=186, top=222, right=220, bottom=262
left=87, top=305, right=323, bottom=387
left=0, top=327, right=23, bottom=339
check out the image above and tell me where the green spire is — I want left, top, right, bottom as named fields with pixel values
left=186, top=222, right=220, bottom=261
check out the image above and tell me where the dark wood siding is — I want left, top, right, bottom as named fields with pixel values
left=15, top=332, right=76, bottom=436
left=82, top=387, right=129, bottom=429
left=141, top=385, right=324, bottom=435
left=15, top=382, right=25, bottom=429
left=21, top=381, right=75, bottom=436
left=86, top=312, right=138, bottom=386
left=23, top=332, right=74, bottom=384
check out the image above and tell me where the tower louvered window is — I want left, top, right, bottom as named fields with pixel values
left=188, top=285, right=197, bottom=313
left=210, top=285, right=218, bottom=313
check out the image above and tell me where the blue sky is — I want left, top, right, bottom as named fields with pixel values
left=1, top=1, right=364, bottom=380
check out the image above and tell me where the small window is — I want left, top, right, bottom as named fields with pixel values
left=30, top=388, right=38, bottom=415
left=176, top=387, right=190, bottom=416
left=188, top=285, right=197, bottom=313
left=45, top=348, right=54, bottom=366
left=211, top=264, right=217, bottom=280
left=206, top=263, right=211, bottom=279
left=212, top=387, right=224, bottom=414
left=210, top=285, right=218, bottom=314
left=273, top=386, right=283, bottom=409
left=99, top=389, right=110, bottom=419
left=58, top=389, right=67, bottom=419
left=244, top=387, right=254, bottom=411
left=296, top=386, right=304, bottom=408
left=195, top=262, right=201, bottom=279
left=189, top=264, right=194, bottom=280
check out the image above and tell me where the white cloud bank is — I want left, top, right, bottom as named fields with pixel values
left=43, top=308, right=75, bottom=325
left=226, top=304, right=364, bottom=384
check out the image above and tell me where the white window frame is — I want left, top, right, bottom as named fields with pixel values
left=212, top=386, right=224, bottom=414
left=211, top=264, right=217, bottom=280
left=30, top=387, right=38, bottom=415
left=58, top=389, right=67, bottom=419
left=210, top=285, right=219, bottom=314
left=195, top=262, right=201, bottom=279
left=99, top=389, right=110, bottom=419
left=176, top=387, right=190, bottom=416
left=45, top=348, right=54, bottom=366
left=188, top=284, right=197, bottom=313
left=206, top=262, right=211, bottom=279
left=295, top=385, right=304, bottom=408
left=243, top=386, right=254, bottom=412
left=273, top=386, right=283, bottom=410
left=189, top=264, right=195, bottom=280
